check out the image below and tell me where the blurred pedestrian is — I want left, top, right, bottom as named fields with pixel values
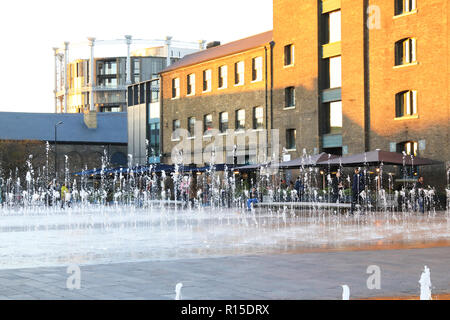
left=350, top=168, right=365, bottom=215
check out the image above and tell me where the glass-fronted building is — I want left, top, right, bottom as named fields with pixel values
left=127, top=79, right=161, bottom=166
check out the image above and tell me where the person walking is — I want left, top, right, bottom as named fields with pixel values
left=350, top=168, right=365, bottom=215
left=294, top=176, right=304, bottom=202
left=60, top=184, right=69, bottom=209
left=331, top=171, right=343, bottom=204
left=414, top=176, right=425, bottom=214
left=188, top=174, right=198, bottom=207
left=247, top=187, right=258, bottom=210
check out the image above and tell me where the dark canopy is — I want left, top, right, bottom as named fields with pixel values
left=235, top=162, right=278, bottom=171
left=317, top=150, right=441, bottom=167
left=278, top=152, right=339, bottom=168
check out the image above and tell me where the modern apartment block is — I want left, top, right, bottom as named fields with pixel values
left=157, top=0, right=449, bottom=186
left=54, top=36, right=201, bottom=114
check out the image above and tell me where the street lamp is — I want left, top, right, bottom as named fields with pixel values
left=54, top=121, right=63, bottom=181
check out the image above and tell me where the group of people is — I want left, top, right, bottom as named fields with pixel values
left=45, top=182, right=71, bottom=208
left=252, top=167, right=430, bottom=214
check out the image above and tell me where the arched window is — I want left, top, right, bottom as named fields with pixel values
left=397, top=141, right=418, bottom=156
left=395, top=90, right=417, bottom=117
left=395, top=38, right=417, bottom=66
left=395, top=0, right=417, bottom=16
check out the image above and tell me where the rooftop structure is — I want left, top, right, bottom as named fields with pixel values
left=53, top=36, right=203, bottom=114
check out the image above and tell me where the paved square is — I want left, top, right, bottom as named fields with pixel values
left=1, top=246, right=449, bottom=300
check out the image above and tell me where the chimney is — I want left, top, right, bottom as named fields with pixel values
left=84, top=110, right=97, bottom=129
left=206, top=41, right=221, bottom=49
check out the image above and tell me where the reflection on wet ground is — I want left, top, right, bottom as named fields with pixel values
left=1, top=206, right=449, bottom=270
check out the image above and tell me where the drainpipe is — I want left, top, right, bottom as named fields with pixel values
left=87, top=37, right=96, bottom=112
left=363, top=0, right=371, bottom=152
left=63, top=41, right=69, bottom=113
left=270, top=41, right=275, bottom=160
left=160, top=74, right=164, bottom=163
left=53, top=47, right=58, bottom=113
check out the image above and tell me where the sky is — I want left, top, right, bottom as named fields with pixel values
left=0, top=0, right=273, bottom=113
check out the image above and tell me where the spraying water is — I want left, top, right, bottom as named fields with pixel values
left=175, top=282, right=183, bottom=300
left=341, top=285, right=350, bottom=300
left=419, top=266, right=432, bottom=300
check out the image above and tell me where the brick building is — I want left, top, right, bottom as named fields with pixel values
left=0, top=112, right=127, bottom=177
left=158, top=0, right=449, bottom=187
left=160, top=32, right=275, bottom=166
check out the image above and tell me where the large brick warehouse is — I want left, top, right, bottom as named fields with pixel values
left=144, top=0, right=449, bottom=189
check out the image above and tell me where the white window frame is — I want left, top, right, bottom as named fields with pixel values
left=284, top=44, right=294, bottom=67
left=235, top=61, right=245, bottom=86
left=395, top=90, right=418, bottom=118
left=395, top=0, right=417, bottom=16
left=218, top=65, right=228, bottom=89
left=395, top=38, right=417, bottom=67
left=253, top=106, right=264, bottom=130
left=329, top=101, right=343, bottom=129
left=172, top=77, right=180, bottom=99
left=203, top=69, right=212, bottom=92
left=187, top=73, right=195, bottom=96
left=252, top=57, right=263, bottom=82
left=236, top=109, right=245, bottom=131
left=329, top=56, right=342, bottom=88
left=329, top=10, right=341, bottom=43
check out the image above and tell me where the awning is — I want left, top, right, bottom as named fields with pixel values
left=72, top=163, right=238, bottom=176
left=317, top=150, right=441, bottom=167
left=235, top=162, right=279, bottom=171
left=279, top=152, right=339, bottom=168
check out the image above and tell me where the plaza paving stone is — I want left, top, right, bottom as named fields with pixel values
left=0, top=246, right=449, bottom=300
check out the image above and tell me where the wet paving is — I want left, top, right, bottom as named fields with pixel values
left=0, top=207, right=449, bottom=299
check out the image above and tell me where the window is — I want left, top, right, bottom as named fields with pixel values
left=284, top=44, right=294, bottom=66
left=285, top=87, right=296, bottom=108
left=329, top=10, right=341, bottom=43
left=395, top=90, right=417, bottom=117
left=204, top=114, right=213, bottom=134
left=172, top=119, right=181, bottom=140
left=329, top=101, right=343, bottom=134
left=133, top=59, right=140, bottom=75
left=253, top=106, right=264, bottom=130
left=235, top=109, right=245, bottom=131
left=98, top=61, right=117, bottom=75
left=286, top=129, right=297, bottom=150
left=395, top=38, right=417, bottom=66
left=172, top=78, right=180, bottom=98
left=395, top=0, right=416, bottom=15
left=218, top=65, right=227, bottom=89
left=188, top=117, right=196, bottom=137
left=397, top=141, right=418, bottom=156
left=219, top=112, right=229, bottom=133
left=98, top=77, right=117, bottom=88
left=252, top=57, right=263, bottom=82
left=149, top=102, right=160, bottom=119
left=203, top=69, right=212, bottom=92
left=151, top=90, right=159, bottom=103
left=148, top=122, right=160, bottom=156
left=187, top=74, right=195, bottom=95
left=234, top=61, right=244, bottom=85
left=139, top=84, right=145, bottom=104
left=329, top=56, right=342, bottom=88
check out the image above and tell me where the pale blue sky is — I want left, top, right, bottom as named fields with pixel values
left=0, top=0, right=273, bottom=113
